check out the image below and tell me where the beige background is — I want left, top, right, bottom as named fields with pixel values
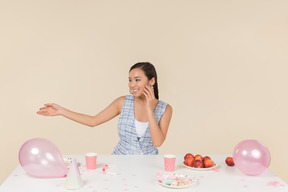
left=1, top=0, right=287, bottom=184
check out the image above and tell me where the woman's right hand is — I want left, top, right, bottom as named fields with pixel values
left=37, top=103, right=63, bottom=116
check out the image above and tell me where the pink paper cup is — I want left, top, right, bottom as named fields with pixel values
left=85, top=153, right=97, bottom=170
left=164, top=154, right=176, bottom=172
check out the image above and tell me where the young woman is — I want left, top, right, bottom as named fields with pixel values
left=37, top=62, right=172, bottom=155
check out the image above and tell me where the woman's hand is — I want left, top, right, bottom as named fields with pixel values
left=143, top=85, right=158, bottom=113
left=36, top=97, right=123, bottom=127
left=37, top=103, right=63, bottom=116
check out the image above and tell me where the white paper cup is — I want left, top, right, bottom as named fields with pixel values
left=164, top=154, right=176, bottom=172
left=85, top=153, right=97, bottom=170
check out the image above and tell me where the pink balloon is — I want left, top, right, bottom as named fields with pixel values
left=233, top=139, right=271, bottom=176
left=19, top=138, right=67, bottom=178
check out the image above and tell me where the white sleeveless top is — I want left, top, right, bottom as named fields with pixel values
left=135, top=119, right=149, bottom=138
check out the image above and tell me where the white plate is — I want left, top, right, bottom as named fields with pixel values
left=183, top=162, right=218, bottom=171
left=156, top=173, right=197, bottom=189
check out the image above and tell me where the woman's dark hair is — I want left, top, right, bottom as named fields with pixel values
left=129, top=62, right=159, bottom=99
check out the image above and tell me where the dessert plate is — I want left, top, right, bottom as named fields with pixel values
left=156, top=172, right=197, bottom=189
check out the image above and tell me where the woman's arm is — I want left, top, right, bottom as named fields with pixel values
left=37, top=96, right=125, bottom=127
left=147, top=104, right=172, bottom=147
left=143, top=85, right=173, bottom=147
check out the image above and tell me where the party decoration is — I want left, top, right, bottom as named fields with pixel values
left=65, top=158, right=84, bottom=190
left=233, top=139, right=271, bottom=176
left=102, top=164, right=109, bottom=174
left=19, top=138, right=67, bottom=178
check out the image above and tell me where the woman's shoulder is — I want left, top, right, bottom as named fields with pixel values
left=113, top=95, right=133, bottom=106
left=113, top=95, right=134, bottom=112
left=158, top=100, right=172, bottom=112
left=114, top=96, right=126, bottom=103
left=110, top=96, right=124, bottom=111
left=165, top=104, right=172, bottom=113
left=158, top=100, right=172, bottom=118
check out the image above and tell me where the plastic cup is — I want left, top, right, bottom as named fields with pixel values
left=85, top=153, right=97, bottom=170
left=164, top=154, right=176, bottom=172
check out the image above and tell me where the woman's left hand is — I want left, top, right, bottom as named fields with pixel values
left=143, top=85, right=158, bottom=112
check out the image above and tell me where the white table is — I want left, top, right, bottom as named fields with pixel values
left=1, top=155, right=287, bottom=192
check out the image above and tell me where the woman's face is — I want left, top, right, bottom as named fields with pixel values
left=129, top=68, right=152, bottom=97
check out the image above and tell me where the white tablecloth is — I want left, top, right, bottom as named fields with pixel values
left=1, top=155, right=287, bottom=192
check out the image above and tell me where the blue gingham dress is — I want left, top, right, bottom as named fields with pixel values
left=112, top=95, right=168, bottom=155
